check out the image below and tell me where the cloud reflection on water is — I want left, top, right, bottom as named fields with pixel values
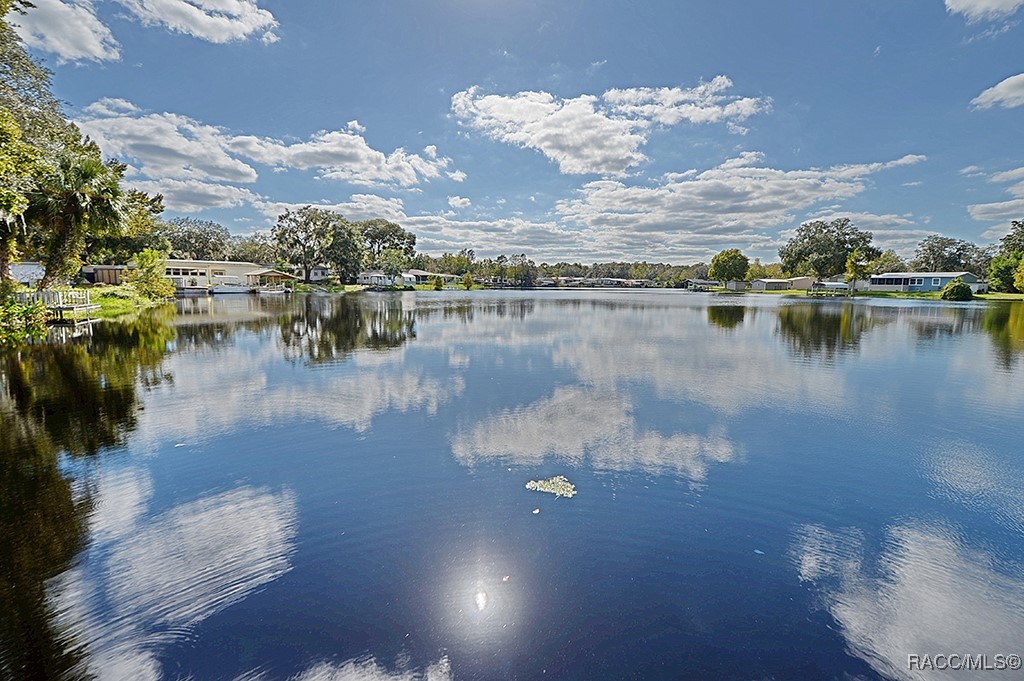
left=452, top=386, right=737, bottom=481
left=237, top=655, right=453, bottom=681
left=50, top=471, right=297, bottom=681
left=792, top=522, right=1024, bottom=681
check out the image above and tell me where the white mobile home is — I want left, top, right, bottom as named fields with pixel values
left=163, top=259, right=262, bottom=288
left=867, top=272, right=986, bottom=293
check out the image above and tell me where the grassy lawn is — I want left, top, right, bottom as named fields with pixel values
left=852, top=290, right=943, bottom=300
left=87, top=285, right=167, bottom=318
left=976, top=292, right=1024, bottom=301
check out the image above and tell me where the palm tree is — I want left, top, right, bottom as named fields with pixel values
left=26, top=147, right=125, bottom=290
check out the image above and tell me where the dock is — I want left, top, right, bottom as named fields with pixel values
left=16, top=290, right=101, bottom=321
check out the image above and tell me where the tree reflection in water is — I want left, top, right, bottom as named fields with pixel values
left=776, top=303, right=894, bottom=361
left=982, top=303, right=1024, bottom=369
left=0, top=306, right=174, bottom=680
left=707, top=305, right=746, bottom=330
left=278, top=293, right=417, bottom=365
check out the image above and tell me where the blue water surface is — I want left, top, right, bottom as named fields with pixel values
left=2, top=290, right=1023, bottom=681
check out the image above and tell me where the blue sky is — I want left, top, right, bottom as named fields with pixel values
left=11, top=0, right=1024, bottom=263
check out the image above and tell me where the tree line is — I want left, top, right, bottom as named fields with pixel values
left=707, top=217, right=1024, bottom=293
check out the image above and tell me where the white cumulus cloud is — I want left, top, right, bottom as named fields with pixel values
left=78, top=100, right=461, bottom=213
left=447, top=196, right=471, bottom=209
left=967, top=163, right=1024, bottom=222
left=451, top=77, right=769, bottom=177
left=12, top=0, right=278, bottom=63
left=114, top=0, right=279, bottom=43
left=971, top=72, right=1024, bottom=109
left=12, top=0, right=120, bottom=63
left=946, top=0, right=1024, bottom=21
left=555, top=152, right=926, bottom=259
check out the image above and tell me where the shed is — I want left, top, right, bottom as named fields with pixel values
left=751, top=278, right=792, bottom=291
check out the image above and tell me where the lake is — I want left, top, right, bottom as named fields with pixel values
left=2, top=290, right=1023, bottom=681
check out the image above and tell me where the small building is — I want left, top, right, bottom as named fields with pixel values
left=867, top=271, right=985, bottom=293
left=679, top=279, right=722, bottom=290
left=751, top=278, right=792, bottom=291
left=786, top=276, right=815, bottom=290
left=10, top=261, right=45, bottom=287
left=357, top=270, right=417, bottom=287
left=245, top=268, right=297, bottom=290
left=82, top=264, right=128, bottom=285
left=163, top=259, right=261, bottom=289
left=287, top=265, right=331, bottom=282
left=404, top=269, right=458, bottom=285
left=725, top=280, right=748, bottom=291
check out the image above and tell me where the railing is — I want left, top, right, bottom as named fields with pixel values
left=15, top=290, right=94, bottom=308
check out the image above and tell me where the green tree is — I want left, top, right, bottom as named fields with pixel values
left=779, top=218, right=878, bottom=279
left=324, top=218, right=364, bottom=282
left=360, top=219, right=415, bottom=268
left=629, top=261, right=651, bottom=281
left=0, top=108, right=39, bottom=289
left=438, top=248, right=475, bottom=275
left=746, top=258, right=768, bottom=281
left=988, top=252, right=1022, bottom=293
left=708, top=248, right=749, bottom=283
left=430, top=274, right=443, bottom=290
left=910, top=235, right=990, bottom=274
left=85, top=189, right=168, bottom=265
left=507, top=253, right=536, bottom=287
left=123, top=248, right=175, bottom=299
left=997, top=219, right=1024, bottom=257
left=25, top=145, right=126, bottom=289
left=845, top=247, right=872, bottom=291
left=462, top=272, right=474, bottom=290
left=0, top=19, right=78, bottom=151
left=272, top=206, right=341, bottom=282
left=161, top=216, right=231, bottom=261
left=868, top=248, right=907, bottom=274
left=378, top=248, right=408, bottom=284
left=1016, top=258, right=1024, bottom=293
left=229, top=231, right=276, bottom=264
left=940, top=277, right=973, bottom=301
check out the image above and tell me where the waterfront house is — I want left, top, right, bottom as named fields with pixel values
left=405, top=269, right=458, bottom=285
left=163, top=259, right=262, bottom=289
left=867, top=271, right=986, bottom=293
left=726, top=280, right=748, bottom=291
left=286, top=264, right=331, bottom=282
left=751, top=278, right=791, bottom=291
left=357, top=270, right=417, bottom=287
left=786, top=276, right=815, bottom=290
left=679, top=278, right=722, bottom=290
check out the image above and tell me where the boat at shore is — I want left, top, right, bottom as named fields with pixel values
left=210, top=275, right=252, bottom=294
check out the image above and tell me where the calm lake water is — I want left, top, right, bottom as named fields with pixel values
left=2, top=291, right=1023, bottom=681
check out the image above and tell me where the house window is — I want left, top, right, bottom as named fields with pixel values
left=932, top=278, right=941, bottom=286
left=910, top=278, right=923, bottom=286
left=213, top=269, right=226, bottom=276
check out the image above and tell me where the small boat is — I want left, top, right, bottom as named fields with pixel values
left=254, top=285, right=288, bottom=295
left=209, top=275, right=252, bottom=294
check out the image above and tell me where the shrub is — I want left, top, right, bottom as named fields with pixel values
left=0, top=298, right=47, bottom=344
left=430, top=275, right=443, bottom=290
left=124, top=249, right=176, bottom=300
left=940, top=277, right=973, bottom=301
